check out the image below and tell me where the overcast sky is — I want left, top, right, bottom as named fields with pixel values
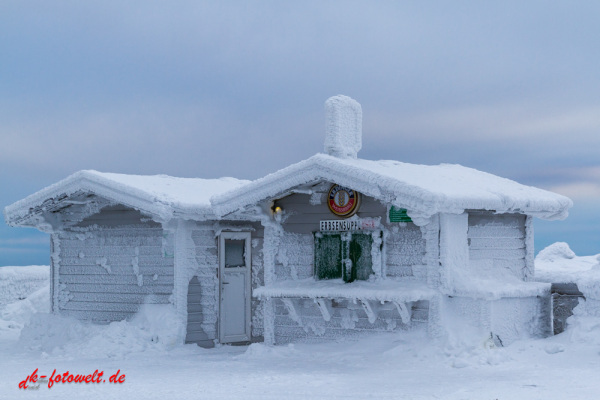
left=2, top=1, right=599, bottom=265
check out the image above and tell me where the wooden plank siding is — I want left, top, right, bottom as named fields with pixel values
left=385, top=224, right=426, bottom=279
left=272, top=298, right=429, bottom=344
left=56, top=204, right=174, bottom=324
left=59, top=274, right=173, bottom=285
left=273, top=232, right=314, bottom=282
left=467, top=212, right=527, bottom=279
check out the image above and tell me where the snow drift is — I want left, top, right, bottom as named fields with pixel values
left=19, top=303, right=185, bottom=358
left=535, top=242, right=600, bottom=344
left=0, top=265, right=49, bottom=307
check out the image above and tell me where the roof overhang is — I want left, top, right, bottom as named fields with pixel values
left=3, top=171, right=215, bottom=229
left=212, top=154, right=573, bottom=223
left=5, top=155, right=573, bottom=231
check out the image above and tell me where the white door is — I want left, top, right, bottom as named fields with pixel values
left=219, top=232, right=251, bottom=343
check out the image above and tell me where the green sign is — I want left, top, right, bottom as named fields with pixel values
left=389, top=206, right=412, bottom=223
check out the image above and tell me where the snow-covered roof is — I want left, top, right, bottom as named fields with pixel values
left=211, top=153, right=572, bottom=222
left=5, top=153, right=572, bottom=229
left=4, top=170, right=249, bottom=226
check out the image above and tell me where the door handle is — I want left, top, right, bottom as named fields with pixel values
left=222, top=282, right=230, bottom=285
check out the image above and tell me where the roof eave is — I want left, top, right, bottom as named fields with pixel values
left=211, top=154, right=573, bottom=222
left=4, top=174, right=176, bottom=229
left=211, top=155, right=440, bottom=218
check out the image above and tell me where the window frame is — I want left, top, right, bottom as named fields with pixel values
left=314, top=231, right=378, bottom=283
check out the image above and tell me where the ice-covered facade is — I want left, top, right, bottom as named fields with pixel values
left=4, top=95, right=572, bottom=347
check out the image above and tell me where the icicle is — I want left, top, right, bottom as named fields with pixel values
left=51, top=233, right=61, bottom=313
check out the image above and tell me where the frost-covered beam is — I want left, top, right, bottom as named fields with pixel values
left=393, top=301, right=411, bottom=325
left=424, top=214, right=441, bottom=288
left=524, top=215, right=535, bottom=281
left=6, top=192, right=75, bottom=228
left=281, top=298, right=302, bottom=325
left=50, top=234, right=60, bottom=314
left=314, top=298, right=332, bottom=322
left=360, top=299, right=378, bottom=324
left=262, top=222, right=283, bottom=345
left=439, top=213, right=469, bottom=291
left=171, top=219, right=196, bottom=343
left=6, top=191, right=118, bottom=231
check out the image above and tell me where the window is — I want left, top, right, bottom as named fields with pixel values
left=224, top=239, right=246, bottom=267
left=314, top=232, right=375, bottom=282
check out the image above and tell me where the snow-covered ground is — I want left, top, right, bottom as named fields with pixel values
left=535, top=242, right=600, bottom=298
left=0, top=265, right=48, bottom=307
left=2, top=248, right=600, bottom=399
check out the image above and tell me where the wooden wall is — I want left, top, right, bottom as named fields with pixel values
left=56, top=205, right=173, bottom=323
left=468, top=212, right=527, bottom=279
left=273, top=298, right=429, bottom=344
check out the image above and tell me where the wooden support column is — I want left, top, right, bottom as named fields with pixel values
left=439, top=213, right=469, bottom=291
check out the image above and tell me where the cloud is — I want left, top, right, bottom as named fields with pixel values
left=546, top=182, right=600, bottom=201
left=2, top=1, right=600, bottom=190
left=0, top=97, right=324, bottom=180
left=367, top=103, right=600, bottom=144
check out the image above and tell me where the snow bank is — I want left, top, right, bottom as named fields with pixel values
left=0, top=269, right=186, bottom=358
left=0, top=265, right=49, bottom=307
left=536, top=242, right=576, bottom=262
left=535, top=242, right=600, bottom=299
left=564, top=299, right=600, bottom=346
left=536, top=243, right=600, bottom=342
left=0, top=265, right=49, bottom=340
left=1, top=284, right=49, bottom=325
left=0, top=282, right=49, bottom=342
left=446, top=263, right=550, bottom=300
left=19, top=303, right=185, bottom=358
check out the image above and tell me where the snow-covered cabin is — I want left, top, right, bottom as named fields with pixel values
left=4, top=95, right=572, bottom=347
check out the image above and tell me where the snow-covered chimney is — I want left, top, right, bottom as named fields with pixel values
left=324, top=95, right=362, bottom=159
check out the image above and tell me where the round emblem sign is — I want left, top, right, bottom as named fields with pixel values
left=327, top=185, right=361, bottom=218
